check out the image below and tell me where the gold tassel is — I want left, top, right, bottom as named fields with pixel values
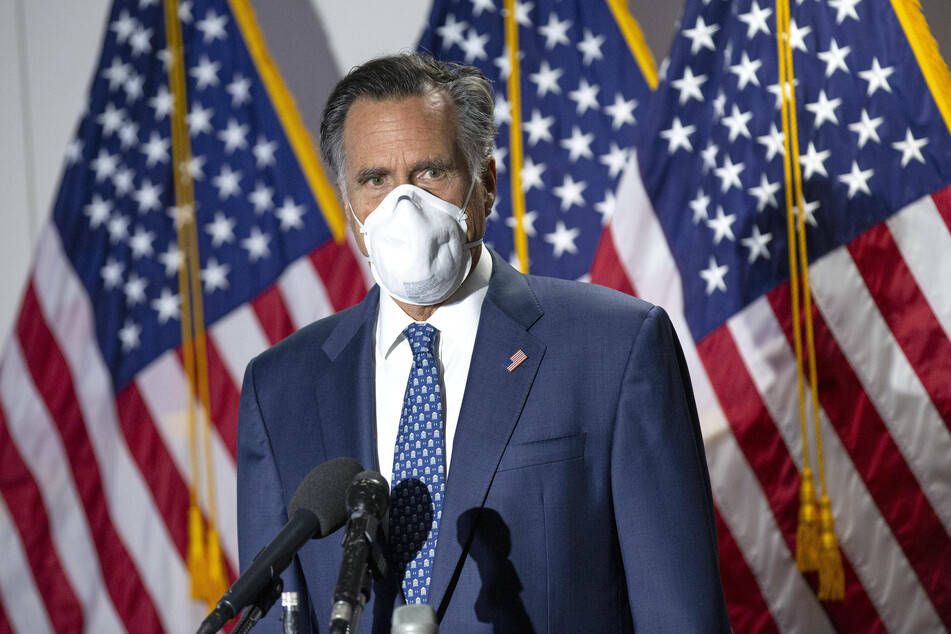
left=795, top=468, right=820, bottom=572
left=205, top=522, right=229, bottom=606
left=817, top=495, right=845, bottom=600
left=188, top=501, right=210, bottom=602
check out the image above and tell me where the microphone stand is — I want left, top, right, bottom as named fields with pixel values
left=231, top=576, right=284, bottom=634
left=328, top=516, right=388, bottom=634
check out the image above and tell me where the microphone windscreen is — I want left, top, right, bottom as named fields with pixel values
left=289, top=456, right=364, bottom=538
left=391, top=603, right=438, bottom=634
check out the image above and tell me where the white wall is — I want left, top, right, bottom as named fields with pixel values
left=310, top=0, right=430, bottom=74
left=0, top=0, right=109, bottom=340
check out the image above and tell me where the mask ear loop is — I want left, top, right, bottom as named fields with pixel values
left=345, top=197, right=374, bottom=264
left=458, top=174, right=478, bottom=223
left=346, top=197, right=368, bottom=234
left=460, top=175, right=483, bottom=250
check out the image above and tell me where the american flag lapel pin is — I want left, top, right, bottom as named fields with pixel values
left=507, top=349, right=527, bottom=372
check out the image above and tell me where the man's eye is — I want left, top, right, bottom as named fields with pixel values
left=368, top=176, right=384, bottom=186
left=425, top=168, right=443, bottom=179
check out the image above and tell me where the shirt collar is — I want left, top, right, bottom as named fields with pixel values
left=376, top=248, right=493, bottom=359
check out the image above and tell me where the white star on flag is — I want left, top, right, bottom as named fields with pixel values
left=529, top=60, right=564, bottom=97
left=699, top=256, right=729, bottom=295
left=706, top=206, right=737, bottom=244
left=817, top=38, right=851, bottom=77
left=544, top=220, right=580, bottom=258
left=538, top=13, right=571, bottom=50
left=205, top=211, right=237, bottom=247
left=520, top=158, right=546, bottom=192
left=552, top=174, right=587, bottom=211
left=560, top=126, right=595, bottom=161
left=241, top=226, right=272, bottom=262
left=190, top=55, right=221, bottom=90
left=661, top=117, right=696, bottom=154
left=805, top=89, right=842, bottom=129
left=730, top=52, right=763, bottom=90
left=604, top=93, right=637, bottom=130
left=522, top=109, right=556, bottom=146
left=576, top=28, right=605, bottom=65
left=838, top=160, right=875, bottom=198
left=218, top=118, right=250, bottom=154
left=682, top=16, right=719, bottom=55
left=212, top=165, right=242, bottom=199
left=129, top=227, right=156, bottom=259
left=738, top=1, right=772, bottom=39
left=672, top=67, right=708, bottom=105
left=799, top=141, right=831, bottom=179
left=848, top=109, right=884, bottom=148
left=568, top=78, right=601, bottom=115
left=741, top=225, right=773, bottom=263
left=714, top=156, right=745, bottom=192
left=892, top=128, right=928, bottom=167
left=196, top=9, right=228, bottom=43
left=201, top=257, right=231, bottom=292
left=721, top=104, right=753, bottom=142
left=150, top=288, right=181, bottom=324
left=276, top=197, right=306, bottom=231
left=436, top=15, right=467, bottom=49
left=859, top=57, right=895, bottom=96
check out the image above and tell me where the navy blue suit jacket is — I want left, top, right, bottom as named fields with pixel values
left=237, top=251, right=729, bottom=632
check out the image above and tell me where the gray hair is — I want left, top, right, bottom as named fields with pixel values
left=319, top=53, right=496, bottom=191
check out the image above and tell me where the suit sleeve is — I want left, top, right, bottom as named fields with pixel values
left=610, top=305, right=730, bottom=632
left=237, top=358, right=315, bottom=634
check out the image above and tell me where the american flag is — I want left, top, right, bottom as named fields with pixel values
left=0, top=0, right=367, bottom=631
left=506, top=349, right=528, bottom=372
left=418, top=0, right=656, bottom=281
left=592, top=0, right=951, bottom=631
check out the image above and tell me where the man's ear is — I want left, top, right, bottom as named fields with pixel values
left=481, top=156, right=497, bottom=218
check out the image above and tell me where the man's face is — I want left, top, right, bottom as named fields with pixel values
left=339, top=93, right=495, bottom=261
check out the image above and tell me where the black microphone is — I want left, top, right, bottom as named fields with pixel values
left=329, top=471, right=390, bottom=634
left=197, top=457, right=364, bottom=634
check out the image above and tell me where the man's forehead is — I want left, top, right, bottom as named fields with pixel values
left=342, top=92, right=459, bottom=168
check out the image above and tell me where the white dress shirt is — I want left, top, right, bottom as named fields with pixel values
left=373, top=250, right=493, bottom=483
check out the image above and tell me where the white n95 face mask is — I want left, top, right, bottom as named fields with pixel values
left=349, top=179, right=481, bottom=306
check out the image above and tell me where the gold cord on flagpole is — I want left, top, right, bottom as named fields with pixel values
left=775, top=0, right=818, bottom=575
left=503, top=0, right=530, bottom=274
left=776, top=0, right=843, bottom=598
left=163, top=0, right=227, bottom=607
left=781, top=5, right=843, bottom=601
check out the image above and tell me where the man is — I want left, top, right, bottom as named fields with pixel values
left=237, top=54, right=729, bottom=632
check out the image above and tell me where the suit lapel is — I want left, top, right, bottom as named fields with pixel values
left=313, top=287, right=381, bottom=473
left=428, top=252, right=546, bottom=613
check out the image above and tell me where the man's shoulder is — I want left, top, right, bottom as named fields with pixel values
left=487, top=250, right=656, bottom=326
left=522, top=271, right=658, bottom=331
left=249, top=296, right=371, bottom=375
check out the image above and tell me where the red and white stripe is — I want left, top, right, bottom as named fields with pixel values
left=0, top=223, right=368, bottom=632
left=593, top=155, right=951, bottom=632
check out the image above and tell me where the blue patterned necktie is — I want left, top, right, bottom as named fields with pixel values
left=390, top=323, right=446, bottom=603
